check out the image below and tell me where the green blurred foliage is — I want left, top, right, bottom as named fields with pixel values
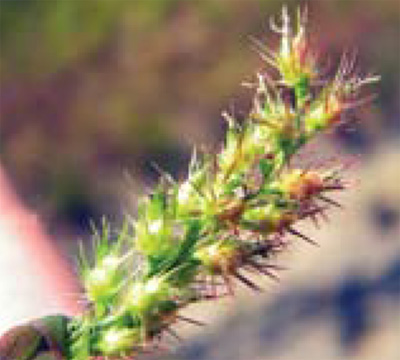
left=1, top=0, right=126, bottom=76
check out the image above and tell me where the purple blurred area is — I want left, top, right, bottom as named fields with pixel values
left=0, top=0, right=399, bottom=358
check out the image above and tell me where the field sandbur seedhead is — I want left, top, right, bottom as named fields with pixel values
left=62, top=6, right=380, bottom=359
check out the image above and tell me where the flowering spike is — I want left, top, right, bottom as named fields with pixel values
left=53, top=7, right=380, bottom=359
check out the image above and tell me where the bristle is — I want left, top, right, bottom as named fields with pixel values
left=234, top=272, right=262, bottom=291
left=323, top=184, right=345, bottom=191
left=176, top=315, right=206, bottom=327
left=164, top=328, right=183, bottom=343
left=246, top=260, right=281, bottom=282
left=318, top=194, right=343, bottom=208
left=309, top=212, right=321, bottom=228
left=287, top=227, right=318, bottom=246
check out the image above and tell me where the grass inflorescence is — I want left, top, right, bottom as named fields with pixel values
left=69, top=7, right=379, bottom=359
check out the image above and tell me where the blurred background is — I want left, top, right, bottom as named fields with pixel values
left=0, top=0, right=399, bottom=359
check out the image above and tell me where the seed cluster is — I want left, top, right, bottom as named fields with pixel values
left=69, top=7, right=378, bottom=359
